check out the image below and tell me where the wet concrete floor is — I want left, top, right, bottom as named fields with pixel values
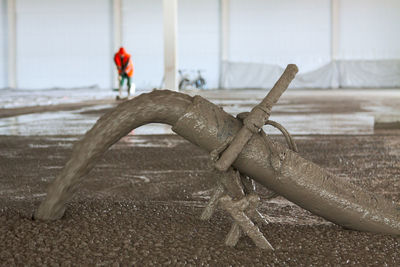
left=1, top=88, right=400, bottom=135
left=0, top=89, right=400, bottom=265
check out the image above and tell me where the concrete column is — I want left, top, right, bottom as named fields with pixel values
left=219, top=0, right=230, bottom=88
left=162, top=0, right=178, bottom=91
left=112, top=0, right=122, bottom=52
left=7, top=0, right=17, bottom=89
left=331, top=0, right=339, bottom=61
left=112, top=0, right=123, bottom=88
left=220, top=0, right=230, bottom=63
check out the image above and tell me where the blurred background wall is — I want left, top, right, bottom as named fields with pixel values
left=0, top=0, right=7, bottom=89
left=122, top=0, right=163, bottom=90
left=229, top=0, right=331, bottom=73
left=15, top=0, right=112, bottom=89
left=0, top=0, right=399, bottom=90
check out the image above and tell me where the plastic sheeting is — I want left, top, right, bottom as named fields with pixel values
left=339, top=61, right=400, bottom=88
left=221, top=60, right=400, bottom=89
left=224, top=0, right=400, bottom=89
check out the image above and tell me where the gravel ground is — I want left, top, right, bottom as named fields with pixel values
left=1, top=134, right=399, bottom=266
left=1, top=89, right=399, bottom=265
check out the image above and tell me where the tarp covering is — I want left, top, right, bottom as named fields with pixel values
left=221, top=60, right=400, bottom=89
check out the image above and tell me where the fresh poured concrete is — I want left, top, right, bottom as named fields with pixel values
left=0, top=88, right=399, bottom=265
left=1, top=88, right=400, bottom=135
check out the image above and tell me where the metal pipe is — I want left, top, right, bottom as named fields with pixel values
left=35, top=90, right=400, bottom=236
left=172, top=94, right=400, bottom=235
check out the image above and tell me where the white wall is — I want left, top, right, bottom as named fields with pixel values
left=339, top=0, right=400, bottom=60
left=122, top=0, right=220, bottom=89
left=16, top=0, right=112, bottom=89
left=0, top=0, right=6, bottom=88
left=122, top=0, right=164, bottom=89
left=229, top=0, right=331, bottom=73
left=3, top=0, right=400, bottom=90
left=178, top=0, right=219, bottom=89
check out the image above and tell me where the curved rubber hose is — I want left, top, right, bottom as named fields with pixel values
left=35, top=90, right=192, bottom=220
left=35, top=90, right=400, bottom=236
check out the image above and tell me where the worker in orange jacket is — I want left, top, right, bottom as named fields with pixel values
left=114, top=47, right=134, bottom=99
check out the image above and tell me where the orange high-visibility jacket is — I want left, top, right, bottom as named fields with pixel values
left=114, top=47, right=134, bottom=77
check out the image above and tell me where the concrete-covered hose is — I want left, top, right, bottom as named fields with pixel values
left=35, top=90, right=192, bottom=220
left=35, top=90, right=400, bottom=236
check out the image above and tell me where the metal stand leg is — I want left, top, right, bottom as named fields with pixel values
left=220, top=195, right=274, bottom=250
left=201, top=165, right=274, bottom=250
left=200, top=109, right=298, bottom=250
left=225, top=222, right=241, bottom=247
left=200, top=184, right=224, bottom=220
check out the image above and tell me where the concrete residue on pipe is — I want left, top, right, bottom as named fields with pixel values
left=35, top=90, right=400, bottom=237
left=35, top=90, right=192, bottom=220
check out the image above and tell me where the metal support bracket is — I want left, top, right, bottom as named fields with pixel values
left=200, top=66, right=299, bottom=249
left=201, top=162, right=273, bottom=249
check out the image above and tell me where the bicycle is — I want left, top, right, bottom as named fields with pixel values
left=178, top=70, right=206, bottom=90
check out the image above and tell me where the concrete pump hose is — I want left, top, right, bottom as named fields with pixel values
left=172, top=95, right=400, bottom=235
left=35, top=90, right=192, bottom=220
left=35, top=90, right=400, bottom=236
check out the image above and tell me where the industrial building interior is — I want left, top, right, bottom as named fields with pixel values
left=0, top=0, right=399, bottom=265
